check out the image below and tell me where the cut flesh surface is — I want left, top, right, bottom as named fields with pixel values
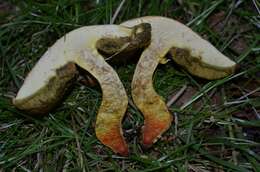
left=131, top=45, right=173, bottom=147
left=13, top=24, right=151, bottom=155
left=121, top=16, right=236, bottom=80
left=15, top=24, right=148, bottom=101
left=121, top=16, right=236, bottom=146
left=76, top=50, right=129, bottom=156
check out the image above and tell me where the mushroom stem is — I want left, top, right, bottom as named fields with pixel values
left=131, top=46, right=172, bottom=147
left=121, top=16, right=237, bottom=147
left=75, top=50, right=129, bottom=155
left=13, top=23, right=151, bottom=156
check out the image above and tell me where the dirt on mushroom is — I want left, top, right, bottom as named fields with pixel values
left=13, top=23, right=151, bottom=156
left=120, top=16, right=237, bottom=147
left=13, top=16, right=238, bottom=154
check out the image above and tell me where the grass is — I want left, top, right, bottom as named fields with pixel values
left=0, top=0, right=260, bottom=171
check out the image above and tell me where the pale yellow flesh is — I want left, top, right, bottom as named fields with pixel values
left=131, top=45, right=172, bottom=146
left=13, top=24, right=134, bottom=155
left=76, top=50, right=129, bottom=155
left=121, top=16, right=236, bottom=146
left=121, top=16, right=236, bottom=79
left=15, top=25, right=133, bottom=101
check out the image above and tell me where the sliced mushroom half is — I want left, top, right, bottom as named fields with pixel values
left=120, top=16, right=237, bottom=147
left=13, top=23, right=151, bottom=156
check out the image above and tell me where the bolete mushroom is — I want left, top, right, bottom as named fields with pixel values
left=13, top=23, right=151, bottom=156
left=120, top=16, right=237, bottom=147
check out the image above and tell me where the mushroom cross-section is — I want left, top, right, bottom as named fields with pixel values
left=13, top=23, right=151, bottom=156
left=120, top=16, right=237, bottom=147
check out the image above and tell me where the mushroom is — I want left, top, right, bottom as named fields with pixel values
left=120, top=16, right=237, bottom=147
left=13, top=23, right=151, bottom=156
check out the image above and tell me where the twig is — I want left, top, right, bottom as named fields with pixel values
left=238, top=87, right=260, bottom=100
left=236, top=85, right=260, bottom=119
left=240, top=91, right=260, bottom=120
left=18, top=160, right=31, bottom=172
left=105, top=42, right=130, bottom=61
left=228, top=123, right=238, bottom=165
left=167, top=84, right=187, bottom=107
left=34, top=152, right=43, bottom=172
left=174, top=112, right=178, bottom=136
left=224, top=99, right=248, bottom=105
left=252, top=0, right=260, bottom=15
left=110, top=0, right=126, bottom=24
left=0, top=121, right=22, bottom=131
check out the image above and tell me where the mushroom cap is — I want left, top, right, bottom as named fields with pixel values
left=14, top=25, right=132, bottom=102
left=12, top=23, right=152, bottom=156
left=13, top=23, right=151, bottom=109
left=121, top=16, right=237, bottom=79
left=119, top=16, right=237, bottom=147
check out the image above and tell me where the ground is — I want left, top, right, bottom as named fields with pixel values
left=0, top=0, right=259, bottom=171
